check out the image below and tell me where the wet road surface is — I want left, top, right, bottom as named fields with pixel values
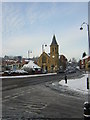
left=2, top=73, right=85, bottom=119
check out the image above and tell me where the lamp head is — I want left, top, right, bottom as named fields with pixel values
left=80, top=27, right=83, bottom=30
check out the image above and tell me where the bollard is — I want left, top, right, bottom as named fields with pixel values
left=87, top=77, right=89, bottom=89
left=65, top=75, right=67, bottom=84
left=84, top=102, right=90, bottom=120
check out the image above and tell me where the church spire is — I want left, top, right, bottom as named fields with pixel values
left=51, top=34, right=58, bottom=45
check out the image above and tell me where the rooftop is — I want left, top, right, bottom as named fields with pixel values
left=51, top=35, right=58, bottom=45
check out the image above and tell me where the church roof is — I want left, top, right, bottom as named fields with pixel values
left=51, top=35, right=58, bottom=45
left=41, top=51, right=50, bottom=58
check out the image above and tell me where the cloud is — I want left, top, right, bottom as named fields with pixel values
left=2, top=2, right=88, bottom=60
left=25, top=3, right=56, bottom=25
left=2, top=2, right=56, bottom=39
left=2, top=2, right=26, bottom=39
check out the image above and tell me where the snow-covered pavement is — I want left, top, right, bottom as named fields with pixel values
left=59, top=74, right=88, bottom=94
left=0, top=73, right=57, bottom=79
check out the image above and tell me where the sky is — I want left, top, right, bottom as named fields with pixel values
left=1, top=1, right=89, bottom=61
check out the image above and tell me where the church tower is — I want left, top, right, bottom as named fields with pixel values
left=50, top=35, right=59, bottom=72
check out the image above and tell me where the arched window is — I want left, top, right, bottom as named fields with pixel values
left=42, top=55, right=46, bottom=63
left=55, top=47, right=56, bottom=51
left=52, top=48, right=54, bottom=52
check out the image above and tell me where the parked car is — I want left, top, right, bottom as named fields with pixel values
left=3, top=70, right=29, bottom=76
left=42, top=70, right=47, bottom=74
left=3, top=71, right=11, bottom=76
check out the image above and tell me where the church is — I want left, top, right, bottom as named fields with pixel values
left=37, top=35, right=59, bottom=72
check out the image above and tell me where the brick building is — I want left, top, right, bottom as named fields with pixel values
left=59, top=55, right=67, bottom=71
left=80, top=56, right=90, bottom=71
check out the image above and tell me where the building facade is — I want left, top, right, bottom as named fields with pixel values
left=50, top=35, right=59, bottom=72
left=59, top=55, right=67, bottom=71
left=38, top=35, right=59, bottom=72
left=80, top=56, right=90, bottom=71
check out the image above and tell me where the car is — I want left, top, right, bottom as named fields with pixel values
left=3, top=71, right=11, bottom=76
left=84, top=102, right=90, bottom=119
left=42, top=70, right=47, bottom=74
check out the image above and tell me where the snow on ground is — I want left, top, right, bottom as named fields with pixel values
left=22, top=60, right=41, bottom=69
left=59, top=74, right=88, bottom=94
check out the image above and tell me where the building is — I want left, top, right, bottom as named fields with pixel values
left=2, top=56, right=25, bottom=71
left=22, top=60, right=41, bottom=74
left=59, top=55, right=67, bottom=71
left=38, top=35, right=59, bottom=72
left=80, top=56, right=90, bottom=71
left=2, top=59, right=22, bottom=71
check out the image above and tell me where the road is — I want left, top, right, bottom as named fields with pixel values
left=2, top=73, right=85, bottom=119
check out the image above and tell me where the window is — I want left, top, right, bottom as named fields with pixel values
left=42, top=56, right=46, bottom=63
left=52, top=48, right=54, bottom=52
left=55, top=47, right=58, bottom=53
left=55, top=47, right=56, bottom=51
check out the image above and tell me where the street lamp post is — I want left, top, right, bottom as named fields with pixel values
left=42, top=44, right=47, bottom=53
left=80, top=22, right=90, bottom=119
left=28, top=50, right=32, bottom=59
left=80, top=22, right=90, bottom=55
